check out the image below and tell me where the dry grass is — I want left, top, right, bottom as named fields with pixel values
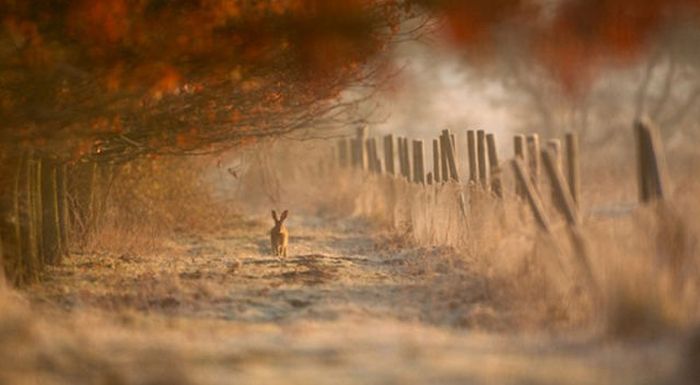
left=1, top=137, right=699, bottom=384
left=82, top=156, right=237, bottom=256
left=249, top=138, right=700, bottom=337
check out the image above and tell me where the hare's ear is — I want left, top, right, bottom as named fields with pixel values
left=271, top=210, right=278, bottom=222
left=280, top=210, right=288, bottom=222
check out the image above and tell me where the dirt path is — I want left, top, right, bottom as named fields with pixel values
left=24, top=215, right=686, bottom=385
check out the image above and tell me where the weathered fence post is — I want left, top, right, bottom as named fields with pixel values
left=441, top=130, right=459, bottom=182
left=439, top=135, right=448, bottom=182
left=477, top=130, right=488, bottom=189
left=514, top=134, right=527, bottom=198
left=350, top=138, right=360, bottom=169
left=546, top=139, right=563, bottom=205
left=486, top=133, right=503, bottom=198
left=511, top=158, right=551, bottom=232
left=365, top=139, right=375, bottom=173
left=384, top=135, right=395, bottom=176
left=526, top=134, right=540, bottom=190
left=542, top=148, right=598, bottom=300
left=467, top=130, right=477, bottom=185
left=546, top=139, right=562, bottom=172
left=356, top=126, right=368, bottom=170
left=432, top=139, right=441, bottom=183
left=565, top=132, right=581, bottom=207
left=396, top=136, right=406, bottom=177
left=635, top=119, right=669, bottom=203
left=542, top=149, right=580, bottom=225
left=412, top=140, right=425, bottom=184
left=366, top=138, right=381, bottom=174
left=403, top=137, right=413, bottom=181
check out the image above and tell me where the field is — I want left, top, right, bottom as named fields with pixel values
left=2, top=131, right=699, bottom=385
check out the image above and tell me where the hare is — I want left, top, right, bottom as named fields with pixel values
left=270, top=210, right=289, bottom=257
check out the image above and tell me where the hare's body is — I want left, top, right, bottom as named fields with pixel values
left=270, top=210, right=289, bottom=257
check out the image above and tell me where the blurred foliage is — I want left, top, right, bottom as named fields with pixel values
left=0, top=0, right=414, bottom=159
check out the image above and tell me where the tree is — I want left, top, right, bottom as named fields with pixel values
left=0, top=0, right=420, bottom=283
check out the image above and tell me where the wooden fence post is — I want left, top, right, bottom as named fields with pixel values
left=547, top=139, right=562, bottom=172
left=367, top=139, right=375, bottom=173
left=467, top=130, right=477, bottom=184
left=542, top=149, right=580, bottom=226
left=511, top=158, right=551, bottom=232
left=526, top=134, right=540, bottom=190
left=350, top=138, right=360, bottom=169
left=542, top=148, right=598, bottom=299
left=432, top=139, right=440, bottom=183
left=546, top=139, right=563, bottom=204
left=403, top=137, right=412, bottom=181
left=514, top=134, right=527, bottom=198
left=412, top=140, right=425, bottom=184
left=486, top=133, right=503, bottom=198
left=375, top=138, right=383, bottom=173
left=384, top=135, right=395, bottom=176
left=635, top=119, right=669, bottom=203
left=441, top=130, right=459, bottom=182
left=477, top=130, right=488, bottom=189
left=565, top=132, right=581, bottom=207
left=397, top=137, right=405, bottom=177
left=365, top=139, right=375, bottom=173
left=439, top=135, right=448, bottom=182
left=356, top=126, right=368, bottom=171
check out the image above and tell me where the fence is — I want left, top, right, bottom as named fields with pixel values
left=333, top=119, right=671, bottom=299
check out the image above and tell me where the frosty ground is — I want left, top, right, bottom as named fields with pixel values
left=7, top=214, right=685, bottom=385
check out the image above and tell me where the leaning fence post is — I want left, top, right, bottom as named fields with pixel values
left=542, top=148, right=599, bottom=300
left=477, top=130, right=489, bottom=189
left=565, top=132, right=580, bottom=207
left=467, top=130, right=477, bottom=185
left=542, top=149, right=580, bottom=226
left=635, top=119, right=669, bottom=203
left=486, top=133, right=503, bottom=198
left=511, top=158, right=551, bottom=232
left=412, top=140, right=425, bottom=184
left=514, top=134, right=527, bottom=198
left=384, top=135, right=395, bottom=176
left=526, top=134, right=540, bottom=190
left=441, top=130, right=459, bottom=182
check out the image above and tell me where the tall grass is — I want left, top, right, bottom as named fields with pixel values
left=82, top=156, right=237, bottom=256
left=243, top=138, right=700, bottom=336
